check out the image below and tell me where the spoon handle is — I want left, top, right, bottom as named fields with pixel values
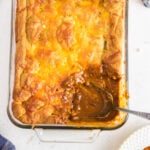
left=116, top=107, right=150, bottom=120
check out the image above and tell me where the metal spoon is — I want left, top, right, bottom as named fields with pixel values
left=78, top=90, right=150, bottom=120
left=115, top=107, right=150, bottom=120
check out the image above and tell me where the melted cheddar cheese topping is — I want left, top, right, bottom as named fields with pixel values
left=13, top=0, right=125, bottom=125
left=26, top=0, right=109, bottom=80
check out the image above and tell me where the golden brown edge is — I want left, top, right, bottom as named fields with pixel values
left=12, top=0, right=27, bottom=118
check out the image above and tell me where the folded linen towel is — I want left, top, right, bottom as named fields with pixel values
left=0, top=135, right=15, bottom=150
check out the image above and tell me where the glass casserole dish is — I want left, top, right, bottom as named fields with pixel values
left=8, top=0, right=129, bottom=132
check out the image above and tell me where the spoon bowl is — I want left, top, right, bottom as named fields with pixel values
left=74, top=89, right=150, bottom=120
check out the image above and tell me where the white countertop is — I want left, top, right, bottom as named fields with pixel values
left=0, top=0, right=150, bottom=149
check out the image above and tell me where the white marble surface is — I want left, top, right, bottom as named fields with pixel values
left=0, top=0, right=150, bottom=149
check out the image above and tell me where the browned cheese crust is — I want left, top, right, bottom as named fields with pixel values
left=12, top=0, right=127, bottom=127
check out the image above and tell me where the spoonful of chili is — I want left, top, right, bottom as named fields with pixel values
left=71, top=84, right=150, bottom=121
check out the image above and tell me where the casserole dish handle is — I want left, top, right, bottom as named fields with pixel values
left=34, top=128, right=100, bottom=143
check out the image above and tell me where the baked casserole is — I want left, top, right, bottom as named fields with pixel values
left=12, top=0, right=128, bottom=128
